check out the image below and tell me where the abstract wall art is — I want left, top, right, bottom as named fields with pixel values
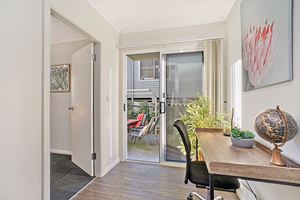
left=50, top=64, right=70, bottom=92
left=241, top=0, right=293, bottom=91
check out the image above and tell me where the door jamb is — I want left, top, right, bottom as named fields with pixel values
left=121, top=49, right=161, bottom=161
left=44, top=9, right=101, bottom=200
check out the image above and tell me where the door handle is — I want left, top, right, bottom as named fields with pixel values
left=68, top=106, right=74, bottom=111
left=159, top=102, right=166, bottom=114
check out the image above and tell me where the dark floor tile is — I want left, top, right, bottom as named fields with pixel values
left=51, top=153, right=94, bottom=200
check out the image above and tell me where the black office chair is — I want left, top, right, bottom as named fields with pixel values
left=173, top=120, right=240, bottom=200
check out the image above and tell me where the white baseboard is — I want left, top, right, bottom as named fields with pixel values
left=50, top=149, right=72, bottom=155
left=236, top=188, right=244, bottom=200
left=101, top=158, right=120, bottom=177
left=236, top=181, right=257, bottom=200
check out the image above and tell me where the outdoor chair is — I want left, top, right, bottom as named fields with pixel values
left=128, top=117, right=155, bottom=144
left=128, top=113, right=145, bottom=130
left=145, top=116, right=160, bottom=145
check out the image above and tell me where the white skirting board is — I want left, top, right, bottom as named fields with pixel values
left=101, top=159, right=120, bottom=177
left=50, top=149, right=72, bottom=155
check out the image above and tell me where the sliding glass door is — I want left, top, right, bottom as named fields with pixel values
left=126, top=53, right=160, bottom=163
left=160, top=51, right=204, bottom=162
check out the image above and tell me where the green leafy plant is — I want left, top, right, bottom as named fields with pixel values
left=127, top=101, right=137, bottom=119
left=231, top=127, right=255, bottom=139
left=127, top=100, right=156, bottom=123
left=139, top=101, right=155, bottom=122
left=180, top=96, right=230, bottom=160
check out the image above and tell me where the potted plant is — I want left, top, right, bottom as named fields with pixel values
left=180, top=96, right=230, bottom=160
left=231, top=127, right=255, bottom=148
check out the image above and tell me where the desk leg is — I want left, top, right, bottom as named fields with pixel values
left=196, top=138, right=199, bottom=160
left=209, top=174, right=214, bottom=200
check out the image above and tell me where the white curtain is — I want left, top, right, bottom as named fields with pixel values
left=203, top=39, right=226, bottom=114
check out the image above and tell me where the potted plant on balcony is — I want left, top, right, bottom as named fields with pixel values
left=231, top=127, right=255, bottom=148
left=179, top=96, right=230, bottom=160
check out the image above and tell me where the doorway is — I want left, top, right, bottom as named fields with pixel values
left=50, top=14, right=98, bottom=200
left=124, top=50, right=204, bottom=164
left=126, top=53, right=160, bottom=163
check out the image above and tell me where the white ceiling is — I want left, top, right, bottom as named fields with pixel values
left=51, top=15, right=86, bottom=44
left=87, top=0, right=236, bottom=33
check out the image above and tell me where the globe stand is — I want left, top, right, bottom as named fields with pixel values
left=270, top=144, right=286, bottom=166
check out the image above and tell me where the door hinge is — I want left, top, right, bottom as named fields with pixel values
left=92, top=153, right=96, bottom=160
left=123, top=103, right=126, bottom=112
left=93, top=54, right=96, bottom=62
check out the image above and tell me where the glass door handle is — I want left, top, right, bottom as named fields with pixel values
left=159, top=102, right=166, bottom=114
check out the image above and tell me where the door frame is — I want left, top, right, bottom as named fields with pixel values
left=121, top=47, right=203, bottom=167
left=43, top=9, right=101, bottom=200
left=121, top=48, right=161, bottom=162
left=159, top=48, right=204, bottom=165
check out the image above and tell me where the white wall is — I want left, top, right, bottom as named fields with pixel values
left=0, top=1, right=44, bottom=199
left=50, top=39, right=90, bottom=153
left=50, top=0, right=120, bottom=177
left=226, top=1, right=300, bottom=200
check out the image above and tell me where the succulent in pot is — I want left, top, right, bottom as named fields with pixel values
left=231, top=127, right=255, bottom=148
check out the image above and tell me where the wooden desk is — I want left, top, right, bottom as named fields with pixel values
left=195, top=130, right=300, bottom=199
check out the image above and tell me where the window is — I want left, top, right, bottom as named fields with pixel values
left=139, top=59, right=160, bottom=80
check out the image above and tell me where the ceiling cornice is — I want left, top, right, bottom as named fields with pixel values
left=119, top=19, right=227, bottom=34
left=86, top=0, right=122, bottom=33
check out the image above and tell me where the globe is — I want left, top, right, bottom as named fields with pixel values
left=254, top=106, right=298, bottom=166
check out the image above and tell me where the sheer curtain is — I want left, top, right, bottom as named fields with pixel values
left=203, top=39, right=226, bottom=114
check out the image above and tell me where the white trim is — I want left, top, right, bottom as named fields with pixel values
left=119, top=37, right=223, bottom=49
left=69, top=177, right=97, bottom=200
left=236, top=188, right=246, bottom=200
left=86, top=0, right=121, bottom=33
left=122, top=49, right=161, bottom=162
left=159, top=53, right=166, bottom=162
left=120, top=21, right=225, bottom=34
left=50, top=149, right=72, bottom=155
left=51, top=37, right=87, bottom=45
left=160, top=161, right=185, bottom=168
left=90, top=43, right=95, bottom=176
left=101, top=158, right=120, bottom=177
left=122, top=52, right=128, bottom=161
left=43, top=1, right=51, bottom=200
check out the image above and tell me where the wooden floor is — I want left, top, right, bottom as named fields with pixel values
left=73, top=162, right=238, bottom=200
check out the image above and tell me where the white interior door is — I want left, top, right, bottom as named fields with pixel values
left=71, top=43, right=94, bottom=176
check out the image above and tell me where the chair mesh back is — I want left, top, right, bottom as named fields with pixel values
left=173, top=120, right=191, bottom=168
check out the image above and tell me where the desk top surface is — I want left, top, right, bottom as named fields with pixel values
left=195, top=130, right=300, bottom=186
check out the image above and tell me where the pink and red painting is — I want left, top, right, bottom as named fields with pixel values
left=241, top=0, right=293, bottom=91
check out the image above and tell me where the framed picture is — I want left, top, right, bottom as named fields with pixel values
left=50, top=64, right=71, bottom=92
left=241, top=0, right=293, bottom=91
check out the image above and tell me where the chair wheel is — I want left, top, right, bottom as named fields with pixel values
left=187, top=194, right=193, bottom=200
